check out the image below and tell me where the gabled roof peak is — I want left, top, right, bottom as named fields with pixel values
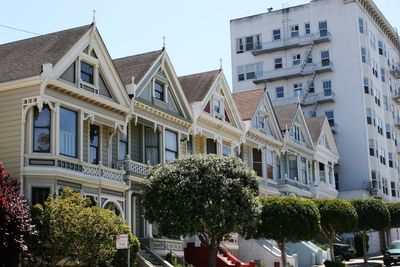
left=179, top=69, right=221, bottom=104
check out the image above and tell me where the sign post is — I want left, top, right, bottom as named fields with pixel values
left=116, top=234, right=130, bottom=267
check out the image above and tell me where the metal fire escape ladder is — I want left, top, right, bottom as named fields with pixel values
left=300, top=35, right=318, bottom=109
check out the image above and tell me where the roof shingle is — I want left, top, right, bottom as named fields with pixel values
left=178, top=69, right=220, bottom=103
left=273, top=103, right=298, bottom=131
left=232, top=89, right=264, bottom=121
left=306, top=116, right=325, bottom=144
left=113, top=50, right=163, bottom=85
left=0, top=24, right=91, bottom=83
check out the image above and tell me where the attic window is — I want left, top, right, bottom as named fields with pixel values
left=81, top=61, right=94, bottom=84
left=213, top=96, right=224, bottom=120
left=257, top=115, right=265, bottom=129
left=154, top=81, right=165, bottom=101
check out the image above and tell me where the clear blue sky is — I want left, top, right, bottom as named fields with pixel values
left=1, top=0, right=400, bottom=87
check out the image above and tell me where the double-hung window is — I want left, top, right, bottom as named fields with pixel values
left=293, top=125, right=301, bottom=142
left=361, top=47, right=367, bottom=63
left=363, top=78, right=369, bottom=94
left=368, top=139, right=375, bottom=156
left=389, top=153, right=394, bottom=168
left=366, top=108, right=373, bottom=125
left=293, top=83, right=303, bottom=97
left=291, top=25, right=299, bottom=37
left=252, top=148, right=262, bottom=177
left=33, top=105, right=51, bottom=153
left=321, top=50, right=330, bottom=66
left=325, top=111, right=334, bottom=127
left=319, top=21, right=328, bottom=37
left=276, top=87, right=284, bottom=98
left=165, top=130, right=178, bottom=163
left=118, top=132, right=128, bottom=160
left=266, top=151, right=273, bottom=179
left=80, top=61, right=94, bottom=84
left=154, top=81, right=165, bottom=101
left=222, top=141, right=231, bottom=156
left=288, top=155, right=298, bottom=180
left=292, top=54, right=301, bottom=65
left=359, top=18, right=364, bottom=34
left=273, top=29, right=281, bottom=40
left=274, top=58, right=283, bottom=69
left=304, top=23, right=311, bottom=35
left=236, top=38, right=244, bottom=53
left=89, top=124, right=100, bottom=164
left=237, top=66, right=245, bottom=81
left=323, top=80, right=332, bottom=96
left=378, top=41, right=384, bottom=56
left=206, top=138, right=217, bottom=154
left=145, top=126, right=159, bottom=165
left=381, top=68, right=386, bottom=83
left=60, top=107, right=78, bottom=158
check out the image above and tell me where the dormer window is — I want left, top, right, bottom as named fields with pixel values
left=154, top=81, right=165, bottom=101
left=257, top=115, right=265, bottom=129
left=81, top=61, right=94, bottom=84
left=292, top=125, right=303, bottom=143
left=213, top=97, right=224, bottom=120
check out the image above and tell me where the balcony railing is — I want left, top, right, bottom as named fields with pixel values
left=113, top=159, right=151, bottom=177
left=259, top=177, right=278, bottom=190
left=252, top=31, right=331, bottom=56
left=254, top=61, right=333, bottom=83
left=277, top=178, right=310, bottom=192
left=25, top=154, right=126, bottom=184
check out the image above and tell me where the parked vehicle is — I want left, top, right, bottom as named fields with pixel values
left=384, top=240, right=400, bottom=266
left=333, top=243, right=356, bottom=261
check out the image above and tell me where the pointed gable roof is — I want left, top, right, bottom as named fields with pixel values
left=232, top=89, right=265, bottom=121
left=306, top=116, right=325, bottom=144
left=274, top=103, right=299, bottom=131
left=113, top=49, right=163, bottom=85
left=0, top=24, right=91, bottom=83
left=178, top=69, right=220, bottom=103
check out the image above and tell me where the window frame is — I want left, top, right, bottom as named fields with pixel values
left=59, top=106, right=78, bottom=158
left=118, top=132, right=128, bottom=161
left=290, top=25, right=299, bottom=37
left=320, top=50, right=330, bottom=67
left=154, top=80, right=166, bottom=102
left=274, top=58, right=283, bottom=69
left=323, top=80, right=332, bottom=96
left=273, top=29, right=281, bottom=40
left=276, top=87, right=284, bottom=98
left=89, top=124, right=100, bottom=164
left=80, top=61, right=94, bottom=85
left=33, top=105, right=51, bottom=153
left=304, top=23, right=311, bottom=35
left=164, top=129, right=178, bottom=163
left=318, top=21, right=328, bottom=37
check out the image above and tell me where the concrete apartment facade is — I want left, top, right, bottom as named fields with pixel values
left=230, top=0, right=400, bottom=202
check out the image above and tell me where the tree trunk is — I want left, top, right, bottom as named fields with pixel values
left=362, top=231, right=368, bottom=264
left=279, top=240, right=287, bottom=267
left=328, top=238, right=335, bottom=262
left=208, top=244, right=218, bottom=267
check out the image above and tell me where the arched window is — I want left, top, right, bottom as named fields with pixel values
left=33, top=105, right=51, bottom=153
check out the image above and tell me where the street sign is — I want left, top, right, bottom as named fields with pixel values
left=116, top=234, right=129, bottom=249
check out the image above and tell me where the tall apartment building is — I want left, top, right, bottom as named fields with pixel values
left=230, top=0, right=400, bottom=202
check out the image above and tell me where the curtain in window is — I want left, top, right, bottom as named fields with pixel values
left=60, top=108, right=77, bottom=157
left=288, top=155, right=298, bottom=180
left=145, top=127, right=159, bottom=165
left=33, top=105, right=51, bottom=153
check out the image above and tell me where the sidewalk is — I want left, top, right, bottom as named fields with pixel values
left=343, top=255, right=383, bottom=266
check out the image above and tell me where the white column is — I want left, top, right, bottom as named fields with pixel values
left=314, top=162, right=319, bottom=185
left=126, top=190, right=132, bottom=229
left=324, top=163, right=329, bottom=184
left=132, top=196, right=137, bottom=235
left=261, top=148, right=266, bottom=179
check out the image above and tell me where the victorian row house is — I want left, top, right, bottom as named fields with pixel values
left=0, top=23, right=339, bottom=260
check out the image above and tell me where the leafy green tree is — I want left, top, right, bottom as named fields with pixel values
left=31, top=188, right=139, bottom=266
left=314, top=199, right=357, bottom=260
left=388, top=202, right=400, bottom=229
left=0, top=162, right=35, bottom=267
left=351, top=199, right=390, bottom=263
left=258, top=196, right=320, bottom=267
left=143, top=154, right=259, bottom=267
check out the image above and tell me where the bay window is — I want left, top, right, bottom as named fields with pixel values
left=145, top=127, right=160, bottom=165
left=165, top=130, right=178, bottom=163
left=59, top=107, right=78, bottom=158
left=118, top=132, right=128, bottom=160
left=89, top=124, right=100, bottom=164
left=33, top=105, right=51, bottom=153
left=252, top=148, right=262, bottom=177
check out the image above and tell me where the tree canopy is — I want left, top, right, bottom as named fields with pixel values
left=314, top=199, right=357, bottom=260
left=31, top=188, right=139, bottom=267
left=388, top=202, right=400, bottom=228
left=258, top=196, right=320, bottom=267
left=351, top=199, right=390, bottom=263
left=0, top=162, right=35, bottom=267
left=142, top=154, right=260, bottom=267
